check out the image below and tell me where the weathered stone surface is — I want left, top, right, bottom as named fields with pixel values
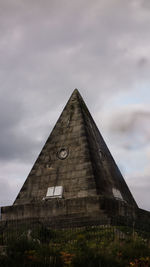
left=0, top=196, right=134, bottom=223
left=1, top=89, right=150, bottom=228
left=1, top=196, right=149, bottom=229
left=13, top=89, right=137, bottom=207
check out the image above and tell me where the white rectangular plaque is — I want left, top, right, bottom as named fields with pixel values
left=46, top=187, right=55, bottom=197
left=45, top=186, right=63, bottom=199
left=112, top=188, right=123, bottom=200
left=54, top=186, right=63, bottom=197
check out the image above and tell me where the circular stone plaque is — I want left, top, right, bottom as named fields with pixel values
left=57, top=148, right=68, bottom=160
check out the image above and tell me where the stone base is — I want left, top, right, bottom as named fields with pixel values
left=1, top=196, right=149, bottom=229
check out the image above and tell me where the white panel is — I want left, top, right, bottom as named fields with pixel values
left=45, top=186, right=63, bottom=199
left=112, top=188, right=123, bottom=200
left=54, top=186, right=63, bottom=197
left=46, top=187, right=55, bottom=197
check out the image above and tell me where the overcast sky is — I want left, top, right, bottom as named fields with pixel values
left=0, top=0, right=150, bottom=211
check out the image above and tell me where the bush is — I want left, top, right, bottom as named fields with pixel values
left=0, top=225, right=149, bottom=267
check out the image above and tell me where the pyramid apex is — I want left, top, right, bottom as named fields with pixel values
left=73, top=88, right=79, bottom=92
left=68, top=88, right=81, bottom=102
left=72, top=88, right=80, bottom=95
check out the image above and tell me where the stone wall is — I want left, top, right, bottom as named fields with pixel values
left=2, top=196, right=148, bottom=229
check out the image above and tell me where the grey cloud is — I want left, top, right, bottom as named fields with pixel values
left=0, top=0, right=150, bottom=208
left=131, top=183, right=150, bottom=211
left=137, top=57, right=148, bottom=68
left=0, top=161, right=31, bottom=206
left=0, top=130, right=39, bottom=162
left=109, top=109, right=150, bottom=134
left=0, top=91, right=44, bottom=162
left=0, top=177, right=16, bottom=206
left=0, top=178, right=13, bottom=206
left=1, top=0, right=150, bottom=98
left=141, top=0, right=150, bottom=9
left=129, top=175, right=150, bottom=211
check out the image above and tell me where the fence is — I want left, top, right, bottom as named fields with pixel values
left=0, top=217, right=150, bottom=267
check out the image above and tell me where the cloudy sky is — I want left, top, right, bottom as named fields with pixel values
left=0, top=0, right=150, bottom=211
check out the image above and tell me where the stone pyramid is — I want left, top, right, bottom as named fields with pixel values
left=3, top=89, right=144, bottom=227
left=14, top=89, right=137, bottom=208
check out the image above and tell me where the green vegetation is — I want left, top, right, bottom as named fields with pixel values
left=0, top=225, right=150, bottom=267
